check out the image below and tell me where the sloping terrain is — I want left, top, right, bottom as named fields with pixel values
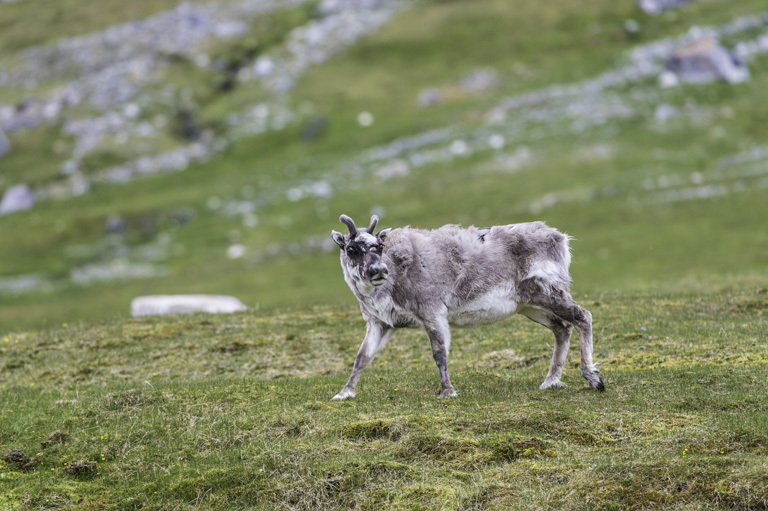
left=1, top=0, right=767, bottom=330
left=1, top=288, right=767, bottom=509
left=1, top=2, right=768, bottom=508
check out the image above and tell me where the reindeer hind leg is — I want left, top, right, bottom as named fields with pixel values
left=519, top=279, right=604, bottom=391
left=520, top=308, right=572, bottom=389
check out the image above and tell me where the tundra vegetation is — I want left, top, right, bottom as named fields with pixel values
left=1, top=289, right=768, bottom=509
left=1, top=0, right=768, bottom=508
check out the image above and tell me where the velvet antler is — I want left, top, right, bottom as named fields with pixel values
left=366, top=215, right=379, bottom=234
left=339, top=214, right=357, bottom=237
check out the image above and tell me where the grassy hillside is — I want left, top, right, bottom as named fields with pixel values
left=1, top=286, right=767, bottom=509
left=2, top=2, right=768, bottom=509
left=1, top=0, right=767, bottom=331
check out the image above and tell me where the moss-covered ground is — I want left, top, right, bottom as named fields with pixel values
left=1, top=286, right=767, bottom=509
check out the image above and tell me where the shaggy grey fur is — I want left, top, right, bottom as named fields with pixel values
left=331, top=214, right=603, bottom=400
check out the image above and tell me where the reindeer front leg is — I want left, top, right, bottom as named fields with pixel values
left=423, top=316, right=457, bottom=398
left=332, top=321, right=394, bottom=400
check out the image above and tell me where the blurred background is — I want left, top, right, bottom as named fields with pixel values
left=0, top=0, right=766, bottom=331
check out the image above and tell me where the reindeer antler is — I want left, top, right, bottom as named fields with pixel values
left=339, top=214, right=357, bottom=237
left=366, top=215, right=379, bottom=234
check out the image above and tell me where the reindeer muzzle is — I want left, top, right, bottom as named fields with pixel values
left=367, top=263, right=389, bottom=285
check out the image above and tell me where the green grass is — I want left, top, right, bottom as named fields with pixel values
left=2, top=0, right=768, bottom=331
left=1, top=286, right=767, bottom=509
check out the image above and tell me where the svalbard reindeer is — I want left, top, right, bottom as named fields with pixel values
left=330, top=214, right=603, bottom=400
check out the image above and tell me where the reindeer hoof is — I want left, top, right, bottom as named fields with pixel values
left=539, top=379, right=566, bottom=390
left=438, top=387, right=458, bottom=398
left=593, top=377, right=605, bottom=392
left=331, top=390, right=355, bottom=401
left=582, top=370, right=605, bottom=392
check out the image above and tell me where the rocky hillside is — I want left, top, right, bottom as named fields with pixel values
left=1, top=0, right=767, bottom=330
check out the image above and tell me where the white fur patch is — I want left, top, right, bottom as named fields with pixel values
left=526, top=260, right=564, bottom=282
left=448, top=285, right=518, bottom=328
left=362, top=290, right=419, bottom=328
left=355, top=232, right=377, bottom=245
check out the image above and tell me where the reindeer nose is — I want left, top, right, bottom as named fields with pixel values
left=367, top=264, right=388, bottom=280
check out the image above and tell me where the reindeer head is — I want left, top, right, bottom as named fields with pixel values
left=332, top=214, right=391, bottom=288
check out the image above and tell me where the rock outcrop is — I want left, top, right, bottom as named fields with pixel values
left=639, top=0, right=695, bottom=15
left=666, top=36, right=750, bottom=84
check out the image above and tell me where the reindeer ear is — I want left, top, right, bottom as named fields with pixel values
left=377, top=228, right=391, bottom=243
left=331, top=230, right=346, bottom=248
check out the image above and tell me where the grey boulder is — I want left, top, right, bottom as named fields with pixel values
left=639, top=0, right=695, bottom=15
left=666, top=37, right=750, bottom=84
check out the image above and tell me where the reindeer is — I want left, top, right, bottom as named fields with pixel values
left=330, top=214, right=603, bottom=400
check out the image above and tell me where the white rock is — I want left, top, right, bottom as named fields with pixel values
left=123, top=103, right=140, bottom=119
left=624, top=19, right=640, bottom=34
left=306, top=180, right=333, bottom=199
left=376, top=159, right=410, bottom=180
left=449, top=139, right=469, bottom=156
left=254, top=56, right=275, bottom=77
left=357, top=111, right=374, bottom=127
left=62, top=160, right=79, bottom=175
left=658, top=70, right=679, bottom=88
left=130, top=295, right=247, bottom=317
left=638, top=0, right=693, bottom=15
left=488, top=133, right=506, bottom=150
left=194, top=54, right=211, bottom=68
left=227, top=244, right=246, bottom=259
left=0, top=184, right=35, bottom=215
left=654, top=103, right=678, bottom=123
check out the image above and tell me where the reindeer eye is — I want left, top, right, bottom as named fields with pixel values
left=346, top=246, right=358, bottom=257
